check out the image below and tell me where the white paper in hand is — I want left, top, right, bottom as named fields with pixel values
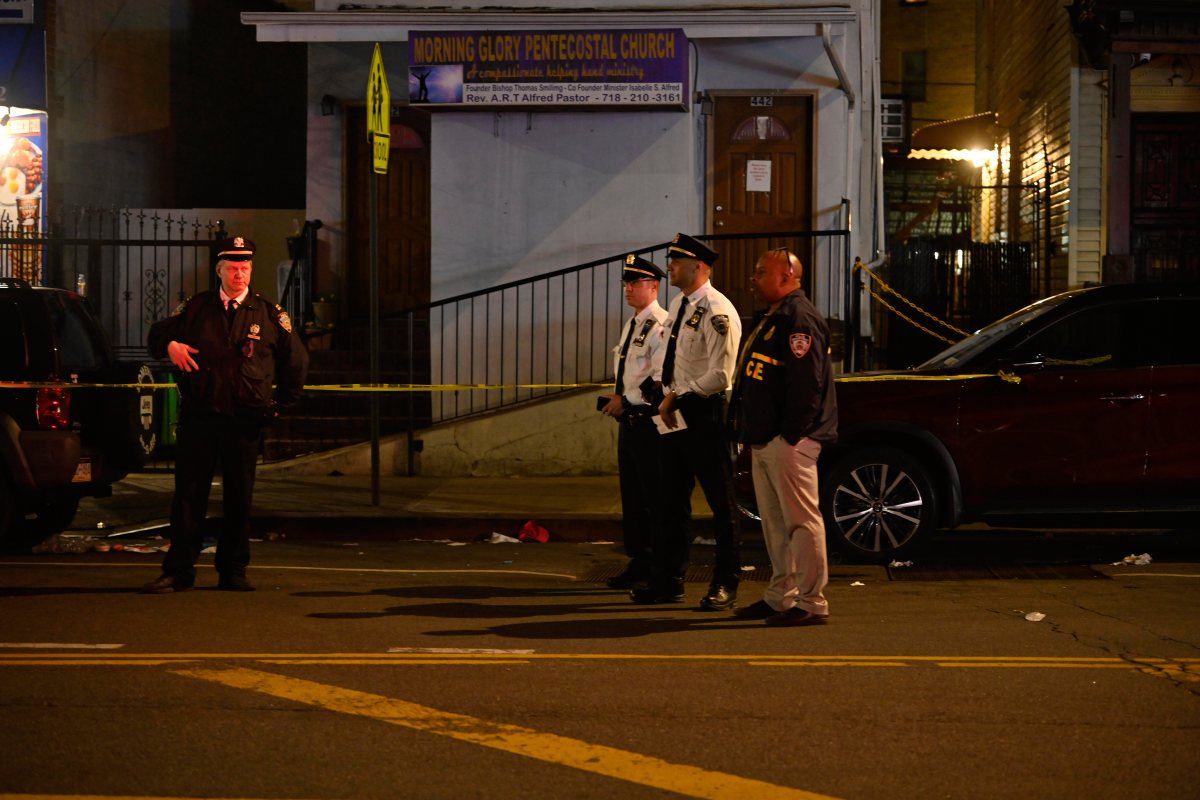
left=654, top=409, right=687, bottom=434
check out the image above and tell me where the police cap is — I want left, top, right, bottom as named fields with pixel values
left=216, top=236, right=256, bottom=262
left=621, top=253, right=665, bottom=282
left=667, top=233, right=718, bottom=265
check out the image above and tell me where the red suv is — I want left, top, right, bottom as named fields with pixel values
left=738, top=283, right=1200, bottom=562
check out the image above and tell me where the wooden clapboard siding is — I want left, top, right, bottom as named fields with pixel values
left=1071, top=63, right=1106, bottom=287
left=979, top=0, right=1076, bottom=293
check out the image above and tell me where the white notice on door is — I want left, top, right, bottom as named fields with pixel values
left=746, top=160, right=772, bottom=192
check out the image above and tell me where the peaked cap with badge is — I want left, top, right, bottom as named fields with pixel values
left=622, top=253, right=666, bottom=282
left=216, top=236, right=256, bottom=262
left=667, top=233, right=719, bottom=266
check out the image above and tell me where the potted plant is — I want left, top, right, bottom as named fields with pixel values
left=311, top=293, right=338, bottom=329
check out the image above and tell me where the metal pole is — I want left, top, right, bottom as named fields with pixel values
left=369, top=145, right=381, bottom=506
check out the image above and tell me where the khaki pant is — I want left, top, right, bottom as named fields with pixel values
left=750, top=436, right=829, bottom=616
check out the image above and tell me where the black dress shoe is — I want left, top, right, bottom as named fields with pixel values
left=733, top=599, right=777, bottom=619
left=605, top=572, right=638, bottom=590
left=629, top=580, right=685, bottom=604
left=217, top=575, right=256, bottom=592
left=765, top=607, right=828, bottom=627
left=140, top=574, right=193, bottom=594
left=699, top=584, right=736, bottom=611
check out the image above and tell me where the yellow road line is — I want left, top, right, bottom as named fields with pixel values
left=173, top=665, right=842, bottom=800
left=0, top=652, right=1196, bottom=663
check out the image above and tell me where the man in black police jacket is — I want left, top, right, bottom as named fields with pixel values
left=730, top=248, right=837, bottom=626
left=142, top=235, right=308, bottom=593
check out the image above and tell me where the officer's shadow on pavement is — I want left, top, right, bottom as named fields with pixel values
left=298, top=584, right=763, bottom=637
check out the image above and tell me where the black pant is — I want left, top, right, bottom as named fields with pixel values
left=653, top=393, right=741, bottom=588
left=616, top=410, right=661, bottom=578
left=162, top=411, right=263, bottom=582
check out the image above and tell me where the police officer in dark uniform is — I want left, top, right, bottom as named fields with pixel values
left=141, top=236, right=308, bottom=593
left=730, top=248, right=837, bottom=625
left=598, top=254, right=669, bottom=588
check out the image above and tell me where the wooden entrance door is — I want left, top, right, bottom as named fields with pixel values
left=1131, top=113, right=1200, bottom=282
left=347, top=106, right=432, bottom=315
left=709, top=94, right=814, bottom=315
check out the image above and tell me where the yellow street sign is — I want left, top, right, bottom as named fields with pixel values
left=367, top=43, right=391, bottom=174
left=373, top=132, right=391, bottom=175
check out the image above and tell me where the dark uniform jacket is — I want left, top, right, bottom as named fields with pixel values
left=733, top=288, right=837, bottom=446
left=148, top=291, right=308, bottom=420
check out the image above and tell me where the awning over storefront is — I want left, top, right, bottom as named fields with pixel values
left=242, top=6, right=859, bottom=42
left=908, top=111, right=1001, bottom=161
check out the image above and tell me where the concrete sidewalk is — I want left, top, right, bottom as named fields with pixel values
left=73, top=470, right=718, bottom=544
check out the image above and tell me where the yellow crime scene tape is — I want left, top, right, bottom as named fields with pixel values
left=1, top=372, right=1023, bottom=392
left=853, top=259, right=970, bottom=346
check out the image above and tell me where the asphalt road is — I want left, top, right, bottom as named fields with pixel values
left=0, top=528, right=1197, bottom=800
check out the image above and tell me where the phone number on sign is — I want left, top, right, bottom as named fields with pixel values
left=463, top=84, right=683, bottom=105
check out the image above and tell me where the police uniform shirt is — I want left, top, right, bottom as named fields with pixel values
left=614, top=300, right=668, bottom=406
left=658, top=281, right=742, bottom=398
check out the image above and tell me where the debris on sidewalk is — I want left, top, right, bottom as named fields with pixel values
left=889, top=560, right=914, bottom=568
left=482, top=532, right=521, bottom=544
left=517, top=519, right=550, bottom=543
left=1024, top=611, right=1046, bottom=622
left=850, top=581, right=866, bottom=587
left=1112, top=552, right=1152, bottom=566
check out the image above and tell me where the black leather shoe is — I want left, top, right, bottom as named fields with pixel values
left=765, top=607, right=828, bottom=627
left=605, top=572, right=638, bottom=590
left=140, top=574, right=193, bottom=594
left=733, top=599, right=776, bottom=619
left=699, top=584, right=736, bottom=611
left=217, top=575, right=256, bottom=592
left=629, top=581, right=684, bottom=604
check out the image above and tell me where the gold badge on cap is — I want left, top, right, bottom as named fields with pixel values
left=233, top=236, right=245, bottom=249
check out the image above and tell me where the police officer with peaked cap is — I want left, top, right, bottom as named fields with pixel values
left=598, top=254, right=669, bottom=588
left=142, top=235, right=309, bottom=594
left=632, top=233, right=743, bottom=609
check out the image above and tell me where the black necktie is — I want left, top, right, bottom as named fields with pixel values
left=227, top=298, right=238, bottom=325
left=661, top=299, right=689, bottom=387
left=614, top=317, right=637, bottom=394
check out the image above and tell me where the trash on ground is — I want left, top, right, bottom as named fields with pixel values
left=32, top=535, right=96, bottom=554
left=517, top=519, right=550, bottom=543
left=482, top=532, right=521, bottom=544
left=1024, top=611, right=1046, bottom=622
left=447, top=542, right=468, bottom=547
left=889, top=560, right=914, bottom=568
left=1112, top=552, right=1152, bottom=566
left=741, top=565, right=755, bottom=572
left=850, top=581, right=866, bottom=586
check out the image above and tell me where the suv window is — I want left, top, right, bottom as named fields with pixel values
left=1009, top=302, right=1140, bottom=370
left=0, top=298, right=27, bottom=372
left=45, top=296, right=108, bottom=371
left=1144, top=298, right=1199, bottom=367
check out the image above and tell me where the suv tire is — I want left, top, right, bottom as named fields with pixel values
left=822, top=446, right=938, bottom=562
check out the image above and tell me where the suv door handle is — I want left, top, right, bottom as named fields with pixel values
left=1099, top=393, right=1146, bottom=403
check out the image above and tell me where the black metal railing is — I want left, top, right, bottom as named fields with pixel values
left=319, top=229, right=851, bottom=435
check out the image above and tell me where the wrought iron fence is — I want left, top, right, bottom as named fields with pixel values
left=0, top=208, right=849, bottom=462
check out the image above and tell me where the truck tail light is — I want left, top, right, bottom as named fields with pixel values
left=36, top=387, right=71, bottom=429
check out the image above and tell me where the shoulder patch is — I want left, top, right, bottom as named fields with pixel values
left=710, top=314, right=730, bottom=336
left=277, top=311, right=293, bottom=334
left=790, top=332, right=812, bottom=358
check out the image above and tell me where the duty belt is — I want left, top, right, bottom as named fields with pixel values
left=621, top=405, right=657, bottom=426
